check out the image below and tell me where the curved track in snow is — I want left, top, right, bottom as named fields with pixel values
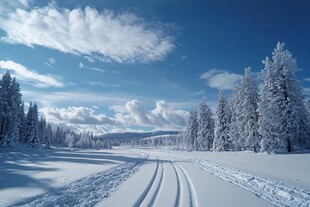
left=170, top=160, right=198, bottom=207
left=132, top=150, right=199, bottom=207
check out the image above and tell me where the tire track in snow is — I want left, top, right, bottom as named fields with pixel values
left=11, top=154, right=148, bottom=207
left=133, top=157, right=159, bottom=207
left=170, top=161, right=181, bottom=207
left=148, top=161, right=165, bottom=207
left=174, top=162, right=199, bottom=207
left=134, top=150, right=198, bottom=207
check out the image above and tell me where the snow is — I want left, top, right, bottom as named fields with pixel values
left=1, top=146, right=310, bottom=207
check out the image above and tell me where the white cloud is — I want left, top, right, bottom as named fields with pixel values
left=79, top=62, right=85, bottom=69
left=112, top=99, right=188, bottom=130
left=304, top=78, right=310, bottom=82
left=303, top=87, right=310, bottom=94
left=22, top=90, right=130, bottom=106
left=0, top=4, right=174, bottom=63
left=0, top=60, right=64, bottom=87
left=201, top=68, right=241, bottom=90
left=39, top=99, right=188, bottom=134
left=87, top=81, right=121, bottom=88
left=45, top=57, right=56, bottom=67
left=40, top=106, right=117, bottom=125
left=79, top=62, right=105, bottom=73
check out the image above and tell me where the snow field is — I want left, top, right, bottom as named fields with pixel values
left=0, top=148, right=144, bottom=206
left=2, top=147, right=310, bottom=207
left=11, top=153, right=147, bottom=207
left=156, top=150, right=310, bottom=207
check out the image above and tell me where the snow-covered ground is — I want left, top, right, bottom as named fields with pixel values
left=1, top=146, right=310, bottom=207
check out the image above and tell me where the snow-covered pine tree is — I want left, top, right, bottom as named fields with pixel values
left=185, top=111, right=198, bottom=151
left=38, top=115, right=48, bottom=148
left=230, top=67, right=259, bottom=151
left=45, top=123, right=53, bottom=148
left=197, top=97, right=214, bottom=151
left=229, top=81, right=242, bottom=151
left=26, top=102, right=39, bottom=148
left=19, top=102, right=27, bottom=143
left=7, top=77, right=22, bottom=147
left=213, top=90, right=230, bottom=152
left=258, top=42, right=308, bottom=152
left=54, top=126, right=66, bottom=145
left=0, top=72, right=22, bottom=147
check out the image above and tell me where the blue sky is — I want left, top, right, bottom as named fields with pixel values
left=0, top=0, right=309, bottom=134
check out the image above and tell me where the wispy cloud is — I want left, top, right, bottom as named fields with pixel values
left=0, top=60, right=64, bottom=87
left=201, top=68, right=241, bottom=90
left=304, top=78, right=310, bottom=82
left=86, top=81, right=121, bottom=88
left=79, top=62, right=105, bottom=73
left=0, top=4, right=174, bottom=63
left=22, top=90, right=130, bottom=106
left=45, top=57, right=56, bottom=67
left=303, top=87, right=310, bottom=95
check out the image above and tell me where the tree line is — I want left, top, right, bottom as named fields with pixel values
left=184, top=43, right=310, bottom=153
left=0, top=71, right=111, bottom=150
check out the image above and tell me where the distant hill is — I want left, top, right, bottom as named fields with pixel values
left=98, top=131, right=180, bottom=141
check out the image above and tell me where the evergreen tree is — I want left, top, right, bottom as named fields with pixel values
left=45, top=123, right=53, bottom=148
left=213, top=90, right=230, bottom=151
left=258, top=43, right=308, bottom=152
left=230, top=68, right=259, bottom=151
left=197, top=97, right=214, bottom=151
left=185, top=111, right=198, bottom=151
left=38, top=115, right=48, bottom=147
left=19, top=102, right=27, bottom=143
left=26, top=102, right=39, bottom=148
left=0, top=72, right=22, bottom=147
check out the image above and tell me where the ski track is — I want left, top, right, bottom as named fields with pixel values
left=10, top=153, right=148, bottom=207
left=148, top=161, right=165, bottom=207
left=170, top=161, right=181, bottom=207
left=133, top=157, right=159, bottom=207
left=134, top=150, right=199, bottom=207
left=169, top=153, right=310, bottom=207
left=173, top=162, right=199, bottom=207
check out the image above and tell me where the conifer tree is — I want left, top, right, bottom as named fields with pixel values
left=258, top=43, right=308, bottom=152
left=185, top=111, right=198, bottom=151
left=26, top=102, right=39, bottom=148
left=0, top=72, right=22, bottom=147
left=213, top=90, right=230, bottom=151
left=230, top=68, right=259, bottom=151
left=197, top=97, right=214, bottom=150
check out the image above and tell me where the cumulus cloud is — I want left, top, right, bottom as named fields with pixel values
left=201, top=68, right=241, bottom=90
left=112, top=99, right=188, bottom=130
left=0, top=60, right=64, bottom=87
left=40, top=106, right=117, bottom=125
left=0, top=4, right=174, bottom=63
left=39, top=99, right=188, bottom=134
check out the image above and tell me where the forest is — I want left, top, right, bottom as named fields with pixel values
left=0, top=43, right=309, bottom=153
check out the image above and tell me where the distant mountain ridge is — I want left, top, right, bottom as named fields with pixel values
left=99, top=131, right=179, bottom=140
